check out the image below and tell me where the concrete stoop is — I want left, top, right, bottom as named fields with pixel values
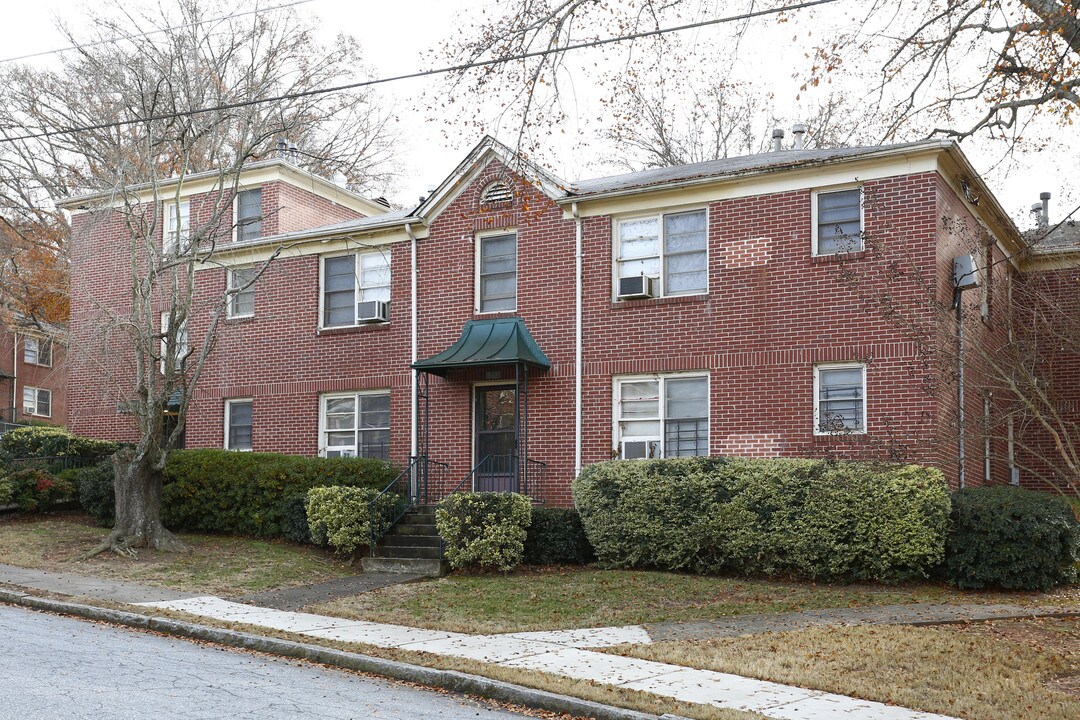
left=363, top=506, right=447, bottom=577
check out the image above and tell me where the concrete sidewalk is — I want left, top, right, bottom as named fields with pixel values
left=0, top=563, right=973, bottom=720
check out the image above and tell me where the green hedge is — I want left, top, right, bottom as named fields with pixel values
left=0, top=426, right=118, bottom=465
left=282, top=493, right=312, bottom=545
left=161, top=450, right=398, bottom=538
left=944, top=486, right=1079, bottom=591
left=573, top=457, right=951, bottom=582
left=73, top=461, right=117, bottom=527
left=306, top=486, right=404, bottom=555
left=524, top=507, right=594, bottom=565
left=436, top=492, right=532, bottom=571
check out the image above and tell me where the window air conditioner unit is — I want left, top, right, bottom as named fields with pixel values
left=356, top=300, right=390, bottom=323
left=23, top=404, right=34, bottom=415
left=621, top=440, right=658, bottom=459
left=618, top=275, right=654, bottom=299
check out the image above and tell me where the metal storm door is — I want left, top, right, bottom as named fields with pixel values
left=474, top=385, right=518, bottom=492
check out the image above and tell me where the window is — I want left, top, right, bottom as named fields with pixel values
left=236, top=188, right=262, bottom=242
left=23, top=387, right=51, bottom=417
left=616, top=374, right=709, bottom=459
left=814, top=363, right=866, bottom=434
left=477, top=233, right=517, bottom=312
left=227, top=267, right=256, bottom=318
left=23, top=336, right=52, bottom=366
left=320, top=392, right=390, bottom=459
left=160, top=312, right=188, bottom=373
left=225, top=399, right=253, bottom=451
left=813, top=188, right=863, bottom=255
left=322, top=252, right=391, bottom=327
left=617, top=209, right=707, bottom=297
left=164, top=199, right=190, bottom=254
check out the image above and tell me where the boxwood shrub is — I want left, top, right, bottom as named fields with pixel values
left=306, top=486, right=404, bottom=555
left=573, top=457, right=951, bottom=582
left=73, top=461, right=117, bottom=527
left=282, top=492, right=312, bottom=545
left=0, top=426, right=118, bottom=465
left=161, top=449, right=398, bottom=538
left=436, top=492, right=532, bottom=571
left=524, top=507, right=594, bottom=565
left=944, top=486, right=1079, bottom=590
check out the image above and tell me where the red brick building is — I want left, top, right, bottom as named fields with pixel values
left=62, top=138, right=1079, bottom=503
left=0, top=321, right=67, bottom=430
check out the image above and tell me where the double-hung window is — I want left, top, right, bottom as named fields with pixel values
left=23, top=336, right=52, bottom=366
left=617, top=210, right=707, bottom=297
left=814, top=363, right=867, bottom=434
left=23, top=387, right=51, bottom=417
left=320, top=391, right=390, bottom=459
left=235, top=189, right=262, bottom=242
left=477, top=233, right=517, bottom=312
left=322, top=252, right=391, bottom=327
left=160, top=312, right=188, bottom=374
left=225, top=399, right=253, bottom=451
left=616, top=374, right=709, bottom=459
left=813, top=188, right=863, bottom=255
left=164, top=200, right=190, bottom=254
left=227, top=267, right=257, bottom=319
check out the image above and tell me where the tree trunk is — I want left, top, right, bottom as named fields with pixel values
left=86, top=447, right=188, bottom=557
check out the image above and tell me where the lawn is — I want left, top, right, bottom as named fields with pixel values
left=605, top=617, right=1080, bottom=720
left=307, top=565, right=1076, bottom=634
left=0, top=512, right=355, bottom=597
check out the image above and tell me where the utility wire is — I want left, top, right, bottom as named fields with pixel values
left=0, top=0, right=839, bottom=143
left=0, top=0, right=315, bottom=64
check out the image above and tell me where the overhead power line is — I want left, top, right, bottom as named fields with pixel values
left=0, top=0, right=315, bottom=64
left=0, top=0, right=838, bottom=144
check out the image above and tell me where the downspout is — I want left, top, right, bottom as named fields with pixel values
left=406, top=222, right=419, bottom=459
left=955, top=292, right=966, bottom=489
left=572, top=203, right=583, bottom=477
left=11, top=333, right=18, bottom=421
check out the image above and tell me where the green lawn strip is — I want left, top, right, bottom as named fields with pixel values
left=601, top=619, right=1080, bottom=720
left=306, top=567, right=1071, bottom=634
left=0, top=513, right=355, bottom=597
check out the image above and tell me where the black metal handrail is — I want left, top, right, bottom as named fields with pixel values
left=445, top=454, right=547, bottom=500
left=523, top=457, right=547, bottom=503
left=367, top=455, right=448, bottom=555
left=8, top=455, right=99, bottom=473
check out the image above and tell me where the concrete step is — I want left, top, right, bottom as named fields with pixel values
left=391, top=521, right=438, bottom=536
left=382, top=533, right=441, bottom=548
left=360, top=557, right=447, bottom=577
left=400, top=512, right=437, bottom=524
left=375, top=544, right=442, bottom=560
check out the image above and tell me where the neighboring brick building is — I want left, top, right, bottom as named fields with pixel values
left=0, top=321, right=67, bottom=429
left=61, top=138, right=1079, bottom=503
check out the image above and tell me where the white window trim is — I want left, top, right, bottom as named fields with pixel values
left=474, top=229, right=518, bottom=314
left=612, top=207, right=709, bottom=300
left=611, top=372, right=710, bottom=459
left=23, top=386, right=51, bottom=418
left=318, top=389, right=391, bottom=458
left=159, top=311, right=188, bottom=375
left=224, top=397, right=254, bottom=451
left=813, top=362, right=868, bottom=436
left=233, top=187, right=263, bottom=243
left=226, top=266, right=256, bottom=319
left=22, top=335, right=52, bottom=367
left=318, top=250, right=392, bottom=329
left=811, top=184, right=865, bottom=257
left=164, top=199, right=190, bottom=255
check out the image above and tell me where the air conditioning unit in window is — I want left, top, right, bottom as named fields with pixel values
left=356, top=300, right=390, bottom=323
left=621, top=440, right=659, bottom=459
left=618, top=275, right=655, bottom=300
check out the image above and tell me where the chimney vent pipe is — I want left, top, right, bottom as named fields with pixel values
left=1039, top=191, right=1050, bottom=227
left=771, top=128, right=785, bottom=152
left=792, top=123, right=808, bottom=150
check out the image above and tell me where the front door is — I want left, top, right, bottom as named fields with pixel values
left=474, top=385, right=518, bottom=492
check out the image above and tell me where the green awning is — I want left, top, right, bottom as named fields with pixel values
left=413, top=318, right=551, bottom=377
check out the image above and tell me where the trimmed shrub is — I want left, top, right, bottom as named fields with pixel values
left=161, top=450, right=398, bottom=538
left=0, top=479, right=12, bottom=506
left=73, top=461, right=116, bottom=527
left=524, top=507, right=594, bottom=565
left=0, top=426, right=118, bottom=463
left=436, top=492, right=532, bottom=571
left=306, top=486, right=404, bottom=555
left=3, top=468, right=75, bottom=512
left=573, top=457, right=951, bottom=582
left=944, top=486, right=1079, bottom=591
left=282, top=493, right=312, bottom=545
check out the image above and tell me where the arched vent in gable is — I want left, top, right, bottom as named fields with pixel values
left=480, top=181, right=514, bottom=206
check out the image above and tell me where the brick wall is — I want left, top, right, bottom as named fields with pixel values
left=0, top=327, right=68, bottom=426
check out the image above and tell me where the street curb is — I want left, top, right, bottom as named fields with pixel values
left=0, top=588, right=666, bottom=720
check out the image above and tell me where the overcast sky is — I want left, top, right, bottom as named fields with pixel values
left=6, top=0, right=1074, bottom=227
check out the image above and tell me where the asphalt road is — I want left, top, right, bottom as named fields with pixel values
left=0, top=603, right=529, bottom=719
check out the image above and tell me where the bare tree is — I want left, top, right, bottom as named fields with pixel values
left=0, top=0, right=398, bottom=554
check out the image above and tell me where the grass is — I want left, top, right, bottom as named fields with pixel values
left=306, top=565, right=1077, bottom=634
left=605, top=618, right=1080, bottom=720
left=0, top=512, right=355, bottom=597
